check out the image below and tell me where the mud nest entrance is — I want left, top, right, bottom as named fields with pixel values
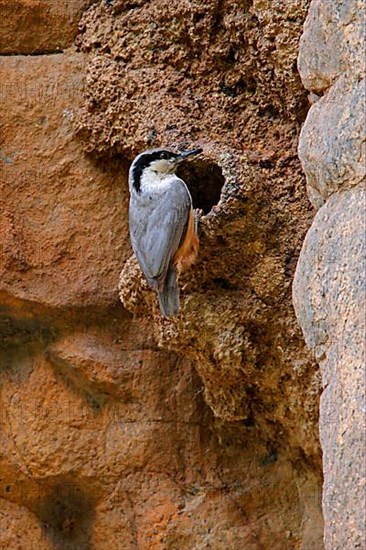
left=176, top=160, right=224, bottom=214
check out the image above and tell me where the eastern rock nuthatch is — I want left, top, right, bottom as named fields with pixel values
left=128, top=147, right=203, bottom=317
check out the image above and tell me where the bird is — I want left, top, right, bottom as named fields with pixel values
left=128, top=147, right=203, bottom=317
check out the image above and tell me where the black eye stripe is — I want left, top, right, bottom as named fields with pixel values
left=131, top=150, right=179, bottom=192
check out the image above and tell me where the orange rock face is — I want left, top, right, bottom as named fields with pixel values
left=0, top=0, right=94, bottom=54
left=0, top=54, right=130, bottom=308
left=0, top=1, right=323, bottom=548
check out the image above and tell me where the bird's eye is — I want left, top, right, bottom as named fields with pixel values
left=160, top=152, right=168, bottom=159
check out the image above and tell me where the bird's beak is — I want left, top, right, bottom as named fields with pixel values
left=175, top=148, right=203, bottom=163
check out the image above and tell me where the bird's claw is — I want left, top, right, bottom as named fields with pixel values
left=193, top=208, right=204, bottom=233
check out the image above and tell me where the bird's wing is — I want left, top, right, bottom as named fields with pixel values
left=130, top=179, right=191, bottom=285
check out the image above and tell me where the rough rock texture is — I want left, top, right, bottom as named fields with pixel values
left=294, top=1, right=365, bottom=548
left=77, top=0, right=320, bottom=427
left=293, top=188, right=365, bottom=550
left=297, top=0, right=365, bottom=209
left=297, top=0, right=364, bottom=94
left=0, top=1, right=325, bottom=549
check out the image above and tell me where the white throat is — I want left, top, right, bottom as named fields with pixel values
left=139, top=168, right=177, bottom=195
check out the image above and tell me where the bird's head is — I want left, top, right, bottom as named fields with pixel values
left=129, top=147, right=203, bottom=192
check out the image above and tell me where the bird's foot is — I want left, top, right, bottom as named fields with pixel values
left=193, top=208, right=204, bottom=233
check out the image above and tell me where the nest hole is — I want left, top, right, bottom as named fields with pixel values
left=176, top=160, right=224, bottom=215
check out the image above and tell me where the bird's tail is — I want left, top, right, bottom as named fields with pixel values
left=157, top=266, right=180, bottom=317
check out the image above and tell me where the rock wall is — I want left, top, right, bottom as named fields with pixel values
left=0, top=1, right=327, bottom=549
left=293, top=1, right=365, bottom=549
